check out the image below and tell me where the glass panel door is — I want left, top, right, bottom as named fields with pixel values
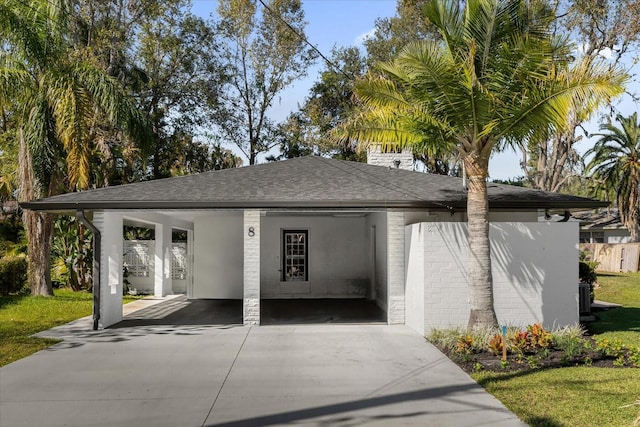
left=283, top=230, right=307, bottom=281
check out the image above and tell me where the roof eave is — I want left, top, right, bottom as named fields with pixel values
left=20, top=200, right=456, bottom=211
left=19, top=198, right=608, bottom=212
left=487, top=200, right=610, bottom=209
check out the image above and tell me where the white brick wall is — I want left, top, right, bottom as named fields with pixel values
left=405, top=221, right=579, bottom=332
left=387, top=211, right=405, bottom=324
left=405, top=224, right=425, bottom=334
left=367, top=145, right=414, bottom=171
left=366, top=212, right=388, bottom=311
left=243, top=210, right=261, bottom=325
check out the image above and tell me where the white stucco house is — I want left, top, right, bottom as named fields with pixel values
left=574, top=209, right=632, bottom=244
left=22, top=153, right=607, bottom=334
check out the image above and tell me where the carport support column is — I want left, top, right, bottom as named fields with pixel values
left=387, top=211, right=405, bottom=325
left=187, top=229, right=194, bottom=298
left=95, top=212, right=124, bottom=328
left=243, top=210, right=261, bottom=325
left=154, top=222, right=172, bottom=297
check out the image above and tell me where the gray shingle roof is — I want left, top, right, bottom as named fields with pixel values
left=573, top=209, right=625, bottom=230
left=21, top=156, right=607, bottom=211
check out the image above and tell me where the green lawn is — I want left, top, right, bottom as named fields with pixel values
left=474, top=368, right=640, bottom=427
left=0, top=289, right=141, bottom=367
left=469, top=271, right=640, bottom=427
left=592, top=272, right=640, bottom=348
left=595, top=272, right=640, bottom=306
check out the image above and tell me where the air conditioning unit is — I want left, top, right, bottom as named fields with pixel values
left=578, top=282, right=591, bottom=316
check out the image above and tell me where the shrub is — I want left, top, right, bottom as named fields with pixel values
left=510, top=331, right=529, bottom=354
left=527, top=323, right=553, bottom=350
left=428, top=327, right=468, bottom=353
left=526, top=355, right=539, bottom=369
left=579, top=260, right=598, bottom=302
left=429, top=326, right=503, bottom=353
left=455, top=334, right=474, bottom=355
left=596, top=337, right=626, bottom=358
left=489, top=334, right=504, bottom=356
left=0, top=256, right=27, bottom=295
left=554, top=334, right=587, bottom=361
left=628, top=347, right=640, bottom=368
left=579, top=261, right=598, bottom=283
left=551, top=324, right=589, bottom=362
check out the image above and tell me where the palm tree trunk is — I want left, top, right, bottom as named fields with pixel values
left=76, top=221, right=89, bottom=290
left=23, top=210, right=54, bottom=295
left=628, top=172, right=640, bottom=242
left=465, top=153, right=498, bottom=328
left=18, top=131, right=54, bottom=296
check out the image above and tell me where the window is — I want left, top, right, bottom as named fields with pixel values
left=282, top=230, right=308, bottom=281
left=580, top=231, right=604, bottom=243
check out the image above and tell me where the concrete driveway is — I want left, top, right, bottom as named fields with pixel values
left=0, top=297, right=525, bottom=427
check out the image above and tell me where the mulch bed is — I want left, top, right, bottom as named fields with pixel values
left=433, top=337, right=623, bottom=374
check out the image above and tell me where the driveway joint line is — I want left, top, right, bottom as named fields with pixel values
left=202, top=326, right=252, bottom=426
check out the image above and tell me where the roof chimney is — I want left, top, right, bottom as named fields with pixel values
left=367, top=145, right=414, bottom=171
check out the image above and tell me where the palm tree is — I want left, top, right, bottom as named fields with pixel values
left=586, top=113, right=640, bottom=242
left=341, top=0, right=625, bottom=328
left=0, top=0, right=149, bottom=295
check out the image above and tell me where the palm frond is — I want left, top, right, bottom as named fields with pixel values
left=23, top=94, right=57, bottom=192
left=422, top=0, right=463, bottom=50
left=586, top=113, right=640, bottom=238
left=341, top=0, right=627, bottom=182
left=71, top=62, right=153, bottom=155
left=499, top=57, right=626, bottom=143
left=0, top=1, right=46, bottom=63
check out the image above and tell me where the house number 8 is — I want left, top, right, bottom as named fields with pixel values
left=248, top=227, right=255, bottom=237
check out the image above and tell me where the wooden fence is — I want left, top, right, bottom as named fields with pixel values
left=580, top=243, right=640, bottom=273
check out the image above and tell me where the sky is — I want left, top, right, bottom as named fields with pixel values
left=191, top=0, right=640, bottom=180
left=191, top=0, right=397, bottom=120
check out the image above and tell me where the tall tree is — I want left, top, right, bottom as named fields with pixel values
left=72, top=0, right=222, bottom=182
left=0, top=0, right=148, bottom=295
left=266, top=112, right=316, bottom=162
left=296, top=46, right=367, bottom=160
left=210, top=144, right=244, bottom=170
left=69, top=0, right=147, bottom=187
left=341, top=0, right=625, bottom=328
left=586, top=113, right=640, bottom=241
left=213, top=0, right=316, bottom=165
left=521, top=0, right=640, bottom=192
left=156, top=133, right=242, bottom=175
left=0, top=127, right=18, bottom=201
left=363, top=0, right=439, bottom=65
left=135, top=2, right=221, bottom=179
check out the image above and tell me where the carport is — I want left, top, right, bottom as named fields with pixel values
left=21, top=157, right=416, bottom=329
left=47, top=205, right=401, bottom=329
left=110, top=297, right=385, bottom=327
left=20, top=157, right=414, bottom=330
left=193, top=208, right=399, bottom=326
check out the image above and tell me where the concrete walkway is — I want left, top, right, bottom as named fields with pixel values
left=592, top=299, right=623, bottom=310
left=1, top=298, right=525, bottom=427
